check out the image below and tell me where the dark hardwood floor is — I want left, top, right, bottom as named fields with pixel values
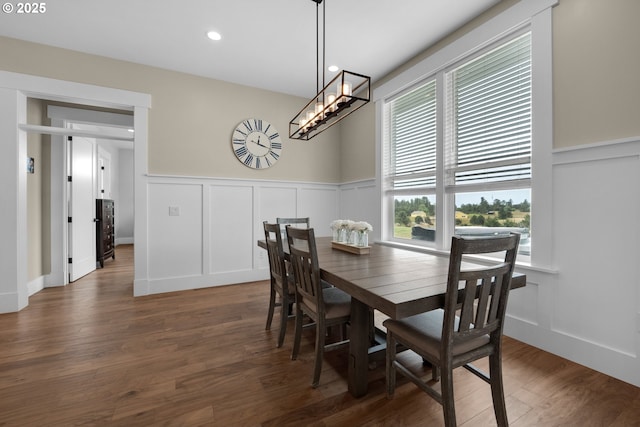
left=1, top=245, right=638, bottom=426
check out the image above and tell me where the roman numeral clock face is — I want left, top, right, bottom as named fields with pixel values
left=232, top=119, right=282, bottom=169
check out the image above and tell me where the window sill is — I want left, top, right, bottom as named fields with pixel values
left=376, top=240, right=558, bottom=275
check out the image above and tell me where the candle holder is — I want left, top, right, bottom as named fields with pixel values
left=289, top=70, right=370, bottom=140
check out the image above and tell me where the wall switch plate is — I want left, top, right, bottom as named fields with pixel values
left=169, top=206, right=180, bottom=216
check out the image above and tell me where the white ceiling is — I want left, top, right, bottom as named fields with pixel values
left=0, top=0, right=501, bottom=98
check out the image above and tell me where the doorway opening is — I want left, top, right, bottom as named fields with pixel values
left=0, top=70, right=151, bottom=313
left=47, top=105, right=135, bottom=285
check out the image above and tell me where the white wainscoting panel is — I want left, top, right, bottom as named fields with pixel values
left=258, top=186, right=298, bottom=223
left=552, top=154, right=639, bottom=356
left=148, top=183, right=203, bottom=280
left=255, top=185, right=297, bottom=272
left=505, top=280, right=539, bottom=327
left=298, top=187, right=339, bottom=236
left=209, top=184, right=254, bottom=274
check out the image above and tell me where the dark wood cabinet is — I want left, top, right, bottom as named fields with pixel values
left=96, top=199, right=115, bottom=268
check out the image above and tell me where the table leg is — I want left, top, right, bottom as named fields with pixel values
left=348, top=298, right=370, bottom=397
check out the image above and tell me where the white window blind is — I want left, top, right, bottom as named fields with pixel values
left=448, top=32, right=531, bottom=188
left=389, top=80, right=437, bottom=190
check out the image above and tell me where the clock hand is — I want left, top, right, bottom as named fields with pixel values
left=255, top=135, right=269, bottom=148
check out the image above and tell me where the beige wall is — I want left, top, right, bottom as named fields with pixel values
left=553, top=0, right=640, bottom=148
left=0, top=36, right=341, bottom=183
left=338, top=102, right=375, bottom=182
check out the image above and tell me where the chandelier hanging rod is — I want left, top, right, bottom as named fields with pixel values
left=315, top=0, right=324, bottom=95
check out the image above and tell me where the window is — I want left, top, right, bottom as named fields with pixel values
left=447, top=33, right=531, bottom=189
left=383, top=31, right=532, bottom=258
left=390, top=80, right=437, bottom=191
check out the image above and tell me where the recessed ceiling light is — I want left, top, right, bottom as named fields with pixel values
left=207, top=31, right=222, bottom=41
left=328, top=65, right=339, bottom=72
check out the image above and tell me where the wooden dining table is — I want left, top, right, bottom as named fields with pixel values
left=258, top=236, right=526, bottom=398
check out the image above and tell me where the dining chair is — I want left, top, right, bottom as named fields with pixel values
left=384, top=233, right=520, bottom=427
left=276, top=217, right=310, bottom=228
left=263, top=221, right=296, bottom=348
left=275, top=218, right=310, bottom=308
left=286, top=225, right=351, bottom=388
left=276, top=217, right=309, bottom=240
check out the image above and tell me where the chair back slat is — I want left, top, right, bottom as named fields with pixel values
left=474, top=276, right=492, bottom=328
left=444, top=234, right=520, bottom=347
left=487, top=274, right=505, bottom=325
left=286, top=226, right=323, bottom=311
left=458, top=278, right=477, bottom=331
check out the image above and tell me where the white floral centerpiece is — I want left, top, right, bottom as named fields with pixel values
left=330, top=219, right=342, bottom=241
left=347, top=220, right=358, bottom=244
left=330, top=219, right=372, bottom=246
left=330, top=219, right=355, bottom=243
left=353, top=221, right=373, bottom=247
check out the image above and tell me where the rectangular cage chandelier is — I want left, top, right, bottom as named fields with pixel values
left=289, top=0, right=371, bottom=141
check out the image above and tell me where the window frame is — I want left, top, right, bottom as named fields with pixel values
left=375, top=0, right=556, bottom=269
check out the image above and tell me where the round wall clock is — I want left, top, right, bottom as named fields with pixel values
left=232, top=118, right=282, bottom=169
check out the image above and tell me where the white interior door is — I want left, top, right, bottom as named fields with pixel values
left=68, top=136, right=97, bottom=282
